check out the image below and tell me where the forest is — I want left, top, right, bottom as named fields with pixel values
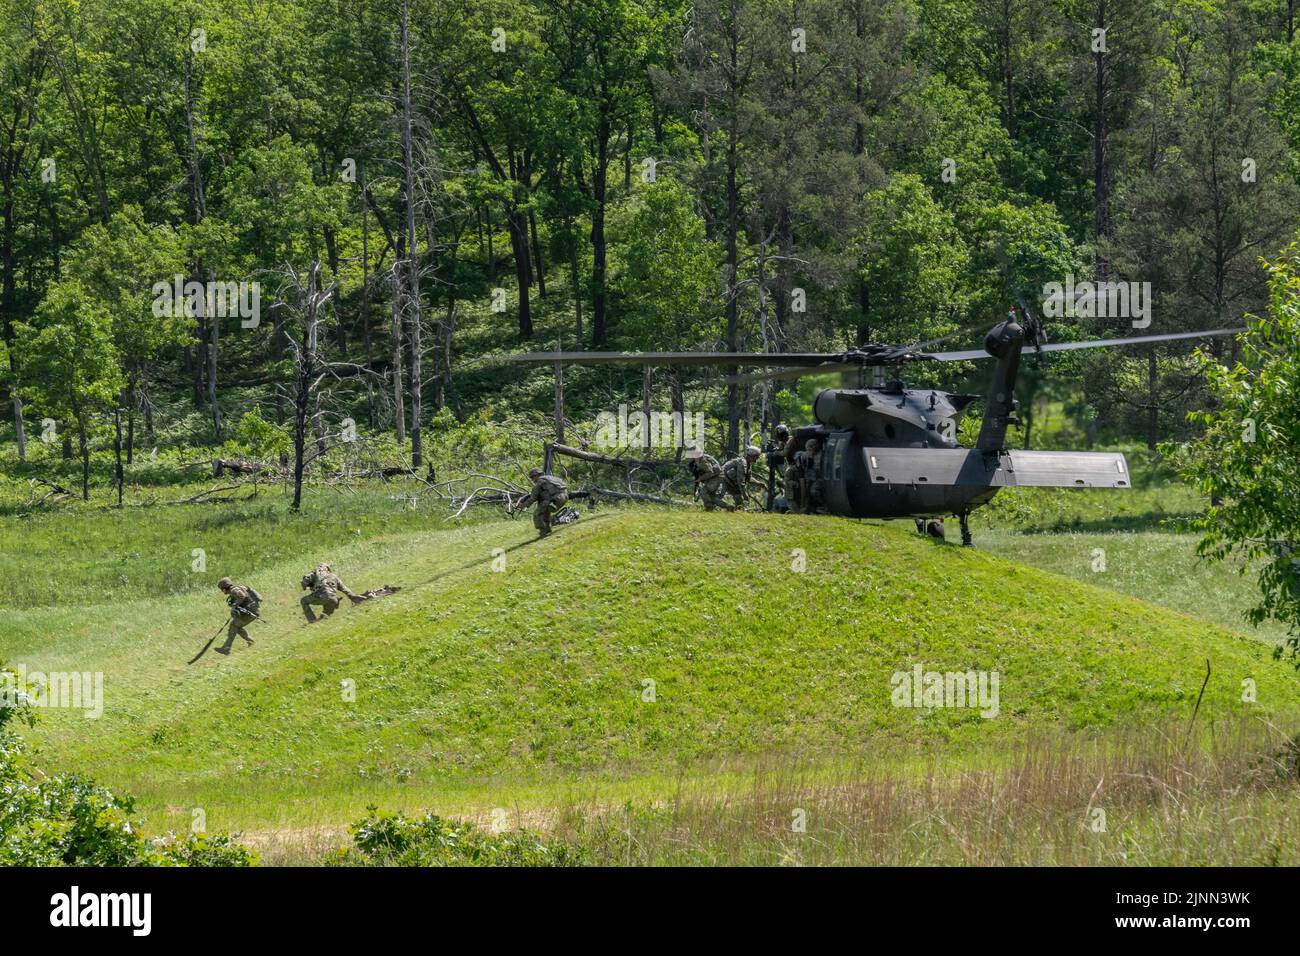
left=1, top=0, right=1298, bottom=487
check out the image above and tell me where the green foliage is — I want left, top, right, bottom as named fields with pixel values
left=232, top=407, right=292, bottom=459
left=337, top=807, right=584, bottom=866
left=0, top=663, right=255, bottom=866
left=14, top=281, right=124, bottom=429
left=1174, top=240, right=1300, bottom=664
left=854, top=173, right=969, bottom=344
left=610, top=177, right=720, bottom=349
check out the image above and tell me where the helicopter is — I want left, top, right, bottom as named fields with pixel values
left=506, top=307, right=1242, bottom=545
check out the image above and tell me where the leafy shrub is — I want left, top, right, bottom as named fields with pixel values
left=334, top=806, right=585, bottom=867
left=0, top=662, right=256, bottom=867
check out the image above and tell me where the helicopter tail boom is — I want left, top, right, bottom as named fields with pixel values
left=865, top=448, right=1130, bottom=489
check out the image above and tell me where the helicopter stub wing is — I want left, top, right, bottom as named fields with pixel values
left=865, top=448, right=1130, bottom=489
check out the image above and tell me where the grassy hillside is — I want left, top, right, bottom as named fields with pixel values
left=3, top=503, right=1296, bottom=843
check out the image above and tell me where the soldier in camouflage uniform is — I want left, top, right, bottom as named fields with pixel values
left=720, top=446, right=762, bottom=510
left=686, top=447, right=731, bottom=512
left=785, top=438, right=820, bottom=513
left=516, top=468, right=568, bottom=535
left=299, top=563, right=363, bottom=622
left=215, top=576, right=262, bottom=655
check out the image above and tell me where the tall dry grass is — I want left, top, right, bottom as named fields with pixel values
left=549, top=714, right=1300, bottom=865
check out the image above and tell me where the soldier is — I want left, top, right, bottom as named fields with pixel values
left=784, top=445, right=807, bottom=514
left=215, top=577, right=262, bottom=655
left=796, top=438, right=821, bottom=513
left=720, top=446, right=762, bottom=510
left=686, top=447, right=732, bottom=512
left=516, top=467, right=568, bottom=535
left=764, top=424, right=791, bottom=511
left=300, top=562, right=363, bottom=622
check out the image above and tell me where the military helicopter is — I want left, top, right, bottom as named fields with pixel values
left=506, top=307, right=1242, bottom=545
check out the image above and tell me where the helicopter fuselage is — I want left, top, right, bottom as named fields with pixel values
left=779, top=318, right=1131, bottom=520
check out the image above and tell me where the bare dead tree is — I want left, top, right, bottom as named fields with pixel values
left=277, top=262, right=336, bottom=510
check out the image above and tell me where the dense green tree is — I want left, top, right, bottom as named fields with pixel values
left=1175, top=239, right=1300, bottom=663
left=14, top=279, right=123, bottom=498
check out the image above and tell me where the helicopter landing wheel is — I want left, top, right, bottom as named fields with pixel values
left=958, top=512, right=973, bottom=547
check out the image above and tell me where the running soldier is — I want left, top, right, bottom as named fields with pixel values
left=215, top=577, right=262, bottom=655
left=516, top=468, right=568, bottom=535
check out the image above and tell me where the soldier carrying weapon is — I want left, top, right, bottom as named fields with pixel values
left=720, top=446, right=762, bottom=510
left=214, top=577, right=262, bottom=655
left=686, top=446, right=731, bottom=512
left=514, top=468, right=569, bottom=536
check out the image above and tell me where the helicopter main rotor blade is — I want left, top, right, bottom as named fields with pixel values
left=927, top=327, right=1244, bottom=362
left=724, top=362, right=860, bottom=386
left=503, top=350, right=840, bottom=367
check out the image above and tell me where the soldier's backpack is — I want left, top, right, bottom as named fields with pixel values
left=537, top=475, right=567, bottom=497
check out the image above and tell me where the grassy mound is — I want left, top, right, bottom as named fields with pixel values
left=3, top=507, right=1297, bottom=836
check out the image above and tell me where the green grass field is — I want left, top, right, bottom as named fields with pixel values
left=2, top=483, right=1298, bottom=863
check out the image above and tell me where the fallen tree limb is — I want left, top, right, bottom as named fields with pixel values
left=212, top=457, right=278, bottom=477
left=163, top=484, right=253, bottom=505
left=550, top=443, right=676, bottom=469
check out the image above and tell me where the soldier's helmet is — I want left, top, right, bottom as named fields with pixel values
left=774, top=424, right=790, bottom=441
left=744, top=445, right=760, bottom=459
left=805, top=438, right=820, bottom=453
left=217, top=576, right=233, bottom=591
left=528, top=467, right=543, bottom=479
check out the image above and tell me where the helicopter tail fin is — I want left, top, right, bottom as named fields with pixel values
left=974, top=318, right=1026, bottom=454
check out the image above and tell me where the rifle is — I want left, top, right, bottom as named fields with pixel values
left=187, top=606, right=263, bottom=664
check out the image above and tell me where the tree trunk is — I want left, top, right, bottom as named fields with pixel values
left=400, top=1, right=422, bottom=467
left=1147, top=348, right=1158, bottom=452
left=206, top=271, right=222, bottom=440
left=507, top=208, right=533, bottom=338
left=529, top=209, right=546, bottom=297
left=724, top=69, right=741, bottom=455
left=399, top=3, right=422, bottom=462
left=391, top=269, right=406, bottom=443
left=591, top=111, right=611, bottom=345
left=77, top=416, right=89, bottom=501
left=569, top=219, right=583, bottom=343
left=114, top=408, right=123, bottom=506
left=1093, top=0, right=1110, bottom=279
left=641, top=366, right=653, bottom=455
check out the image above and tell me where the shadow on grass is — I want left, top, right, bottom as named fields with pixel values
left=1009, top=510, right=1203, bottom=535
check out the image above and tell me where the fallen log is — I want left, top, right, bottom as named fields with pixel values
left=212, top=457, right=277, bottom=477
left=550, top=443, right=676, bottom=469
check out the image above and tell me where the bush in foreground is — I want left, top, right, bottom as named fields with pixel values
left=0, top=664, right=256, bottom=867
left=333, top=807, right=585, bottom=867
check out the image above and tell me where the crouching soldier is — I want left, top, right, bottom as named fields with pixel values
left=300, top=563, right=362, bottom=622
left=686, top=447, right=731, bottom=512
left=216, top=576, right=262, bottom=655
left=721, top=446, right=762, bottom=510
left=517, top=468, right=568, bottom=536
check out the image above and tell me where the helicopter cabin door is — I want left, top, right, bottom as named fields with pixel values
left=821, top=431, right=857, bottom=515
